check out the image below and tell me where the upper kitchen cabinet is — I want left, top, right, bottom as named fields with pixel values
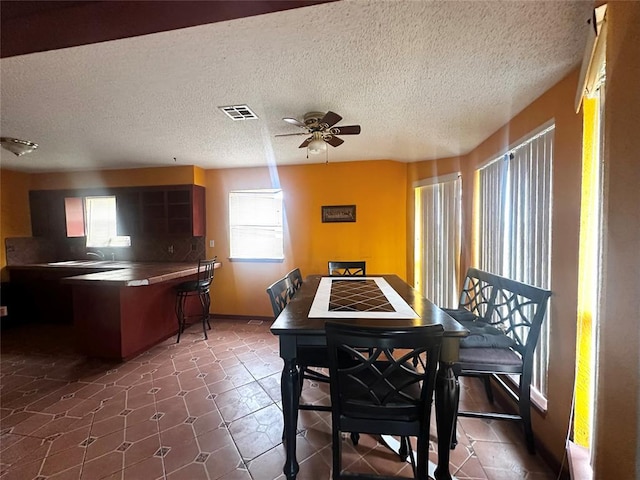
left=115, top=190, right=141, bottom=236
left=30, top=185, right=205, bottom=239
left=30, top=190, right=67, bottom=237
left=120, top=185, right=205, bottom=237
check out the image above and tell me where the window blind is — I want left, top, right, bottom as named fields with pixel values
left=476, top=125, right=554, bottom=399
left=229, top=190, right=284, bottom=259
left=414, top=175, right=462, bottom=308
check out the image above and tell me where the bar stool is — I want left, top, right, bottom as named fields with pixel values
left=175, top=257, right=217, bottom=343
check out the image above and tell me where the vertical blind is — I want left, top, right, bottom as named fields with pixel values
left=476, top=124, right=554, bottom=398
left=414, top=175, right=462, bottom=309
left=477, top=157, right=508, bottom=275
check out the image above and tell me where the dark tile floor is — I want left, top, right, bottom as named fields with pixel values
left=0, top=320, right=557, bottom=479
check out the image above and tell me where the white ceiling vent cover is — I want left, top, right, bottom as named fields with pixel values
left=219, top=105, right=259, bottom=121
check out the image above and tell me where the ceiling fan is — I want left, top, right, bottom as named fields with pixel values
left=275, top=111, right=361, bottom=154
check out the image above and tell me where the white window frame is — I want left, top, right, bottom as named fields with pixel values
left=85, top=196, right=131, bottom=248
left=229, top=189, right=284, bottom=261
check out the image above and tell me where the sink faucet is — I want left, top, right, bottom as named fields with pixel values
left=86, top=250, right=105, bottom=260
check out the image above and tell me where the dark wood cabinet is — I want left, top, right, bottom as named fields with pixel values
left=29, top=190, right=67, bottom=238
left=141, top=190, right=166, bottom=235
left=137, top=185, right=205, bottom=236
left=30, top=185, right=205, bottom=239
left=116, top=190, right=141, bottom=236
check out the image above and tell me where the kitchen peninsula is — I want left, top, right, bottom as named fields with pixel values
left=9, top=261, right=220, bottom=360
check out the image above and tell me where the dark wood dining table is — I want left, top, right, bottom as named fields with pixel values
left=270, top=274, right=468, bottom=480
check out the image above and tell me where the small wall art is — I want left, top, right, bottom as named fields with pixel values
left=321, top=205, right=356, bottom=223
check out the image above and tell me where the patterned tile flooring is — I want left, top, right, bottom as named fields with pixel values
left=0, top=319, right=558, bottom=479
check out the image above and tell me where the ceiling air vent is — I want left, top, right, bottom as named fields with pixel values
left=219, top=105, right=258, bottom=121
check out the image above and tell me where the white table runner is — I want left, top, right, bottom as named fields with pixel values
left=308, top=277, right=420, bottom=319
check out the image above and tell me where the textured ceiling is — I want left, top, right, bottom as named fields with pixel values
left=0, top=0, right=592, bottom=172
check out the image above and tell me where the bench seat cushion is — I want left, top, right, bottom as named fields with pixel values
left=443, top=308, right=516, bottom=349
left=457, top=319, right=516, bottom=349
left=457, top=347, right=523, bottom=373
left=442, top=307, right=479, bottom=323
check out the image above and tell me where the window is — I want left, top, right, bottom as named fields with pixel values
left=474, top=124, right=554, bottom=403
left=414, top=174, right=462, bottom=308
left=64, top=197, right=85, bottom=237
left=573, top=3, right=606, bottom=456
left=85, top=196, right=131, bottom=248
left=229, top=189, right=284, bottom=260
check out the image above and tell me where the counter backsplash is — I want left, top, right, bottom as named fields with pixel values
left=5, top=236, right=206, bottom=265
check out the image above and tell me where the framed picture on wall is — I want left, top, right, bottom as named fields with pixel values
left=321, top=205, right=356, bottom=223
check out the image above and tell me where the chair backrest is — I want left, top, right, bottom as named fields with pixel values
left=326, top=322, right=443, bottom=425
left=266, top=276, right=290, bottom=317
left=197, top=257, right=217, bottom=289
left=328, top=261, right=366, bottom=276
left=285, top=268, right=303, bottom=299
left=458, top=268, right=552, bottom=359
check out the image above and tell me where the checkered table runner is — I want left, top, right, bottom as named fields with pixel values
left=329, top=279, right=396, bottom=312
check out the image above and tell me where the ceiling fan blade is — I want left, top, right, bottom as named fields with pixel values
left=325, top=136, right=344, bottom=147
left=331, top=125, right=361, bottom=135
left=275, top=132, right=310, bottom=137
left=298, top=137, right=312, bottom=148
left=283, top=117, right=306, bottom=128
left=319, top=111, right=342, bottom=129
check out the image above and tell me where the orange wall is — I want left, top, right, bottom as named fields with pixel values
left=29, top=165, right=202, bottom=190
left=0, top=169, right=32, bottom=281
left=204, top=160, right=408, bottom=317
left=193, top=166, right=206, bottom=187
left=594, top=2, right=640, bottom=477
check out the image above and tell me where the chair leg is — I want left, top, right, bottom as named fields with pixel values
left=198, top=291, right=208, bottom=340
left=405, top=437, right=417, bottom=477
left=204, top=291, right=212, bottom=330
left=416, top=429, right=429, bottom=480
left=398, top=436, right=409, bottom=462
left=482, top=375, right=494, bottom=404
left=298, top=365, right=306, bottom=393
left=175, top=294, right=185, bottom=343
left=332, top=428, right=342, bottom=480
left=520, top=382, right=535, bottom=454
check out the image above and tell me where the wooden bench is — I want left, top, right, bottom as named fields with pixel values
left=445, top=267, right=552, bottom=453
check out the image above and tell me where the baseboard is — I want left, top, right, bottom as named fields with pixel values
left=210, top=313, right=273, bottom=322
left=567, top=441, right=593, bottom=480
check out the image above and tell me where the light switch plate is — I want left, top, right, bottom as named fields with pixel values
left=209, top=240, right=215, bottom=248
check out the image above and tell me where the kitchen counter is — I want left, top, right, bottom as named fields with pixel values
left=9, top=260, right=221, bottom=360
left=10, top=260, right=220, bottom=286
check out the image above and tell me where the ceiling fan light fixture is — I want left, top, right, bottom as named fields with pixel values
left=0, top=137, right=39, bottom=156
left=307, top=132, right=327, bottom=155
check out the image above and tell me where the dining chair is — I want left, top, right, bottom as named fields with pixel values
left=266, top=275, right=332, bottom=413
left=266, top=276, right=291, bottom=318
left=328, top=261, right=366, bottom=276
left=174, top=257, right=217, bottom=343
left=285, top=267, right=303, bottom=299
left=326, top=322, right=444, bottom=480
left=448, top=268, right=552, bottom=454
